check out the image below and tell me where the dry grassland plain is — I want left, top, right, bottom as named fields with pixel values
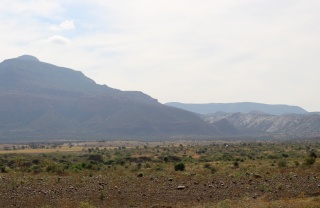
left=0, top=140, right=319, bottom=207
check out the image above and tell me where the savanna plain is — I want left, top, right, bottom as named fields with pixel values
left=0, top=140, right=320, bottom=208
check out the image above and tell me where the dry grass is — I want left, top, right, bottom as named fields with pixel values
left=0, top=140, right=319, bottom=207
left=191, top=196, right=320, bottom=208
left=0, top=146, right=83, bottom=154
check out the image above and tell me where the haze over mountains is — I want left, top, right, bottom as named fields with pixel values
left=0, top=55, right=319, bottom=142
left=165, top=102, right=309, bottom=115
left=203, top=112, right=320, bottom=139
left=166, top=102, right=320, bottom=138
left=0, top=55, right=217, bottom=142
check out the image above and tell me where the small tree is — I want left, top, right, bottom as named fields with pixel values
left=174, top=162, right=185, bottom=171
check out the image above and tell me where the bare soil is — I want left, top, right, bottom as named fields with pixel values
left=1, top=169, right=320, bottom=207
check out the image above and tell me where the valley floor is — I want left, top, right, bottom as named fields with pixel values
left=0, top=140, right=320, bottom=207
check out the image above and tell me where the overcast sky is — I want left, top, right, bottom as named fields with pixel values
left=1, top=0, right=319, bottom=111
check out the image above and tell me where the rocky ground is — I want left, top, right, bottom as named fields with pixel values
left=1, top=170, right=320, bottom=208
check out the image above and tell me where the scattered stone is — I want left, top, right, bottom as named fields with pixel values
left=176, top=186, right=186, bottom=190
left=253, top=174, right=262, bottom=179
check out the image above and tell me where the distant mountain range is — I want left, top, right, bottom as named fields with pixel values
left=166, top=102, right=320, bottom=138
left=165, top=102, right=308, bottom=115
left=0, top=55, right=319, bottom=142
left=0, top=55, right=217, bottom=142
left=203, top=112, right=320, bottom=139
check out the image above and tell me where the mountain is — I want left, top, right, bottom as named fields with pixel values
left=165, top=102, right=308, bottom=115
left=203, top=112, right=320, bottom=138
left=0, top=55, right=219, bottom=142
left=0, top=55, right=110, bottom=96
left=1, top=55, right=317, bottom=141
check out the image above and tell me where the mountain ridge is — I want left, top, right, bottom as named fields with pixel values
left=1, top=55, right=318, bottom=142
left=165, top=102, right=308, bottom=115
left=203, top=112, right=320, bottom=138
left=0, top=55, right=219, bottom=142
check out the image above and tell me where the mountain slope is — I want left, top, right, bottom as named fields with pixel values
left=203, top=112, right=320, bottom=138
left=0, top=55, right=111, bottom=97
left=0, top=55, right=218, bottom=141
left=166, top=102, right=308, bottom=115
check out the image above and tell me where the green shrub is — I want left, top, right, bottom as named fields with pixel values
left=0, top=165, right=9, bottom=173
left=174, top=162, right=185, bottom=171
left=278, top=160, right=287, bottom=168
left=304, top=157, right=316, bottom=166
left=210, top=166, right=218, bottom=174
left=203, top=163, right=211, bottom=169
left=31, top=165, right=42, bottom=174
left=88, top=154, right=104, bottom=163
left=45, top=162, right=61, bottom=173
left=309, top=151, right=317, bottom=159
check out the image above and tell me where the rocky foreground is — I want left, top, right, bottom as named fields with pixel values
left=1, top=169, right=320, bottom=208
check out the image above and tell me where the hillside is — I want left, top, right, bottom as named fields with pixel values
left=166, top=102, right=308, bottom=115
left=1, top=55, right=318, bottom=141
left=203, top=112, right=320, bottom=138
left=0, top=55, right=218, bottom=141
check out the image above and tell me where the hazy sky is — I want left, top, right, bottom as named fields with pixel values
left=1, top=0, right=320, bottom=111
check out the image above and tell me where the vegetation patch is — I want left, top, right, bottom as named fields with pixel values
left=0, top=140, right=319, bottom=207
